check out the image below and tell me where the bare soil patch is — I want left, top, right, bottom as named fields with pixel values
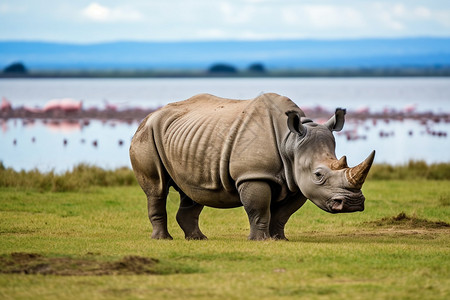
left=0, top=253, right=163, bottom=276
left=366, top=212, right=450, bottom=229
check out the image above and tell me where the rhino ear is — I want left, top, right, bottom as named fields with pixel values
left=325, top=108, right=346, bottom=132
left=286, top=111, right=307, bottom=137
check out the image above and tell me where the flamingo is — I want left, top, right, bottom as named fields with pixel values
left=1, top=97, right=12, bottom=112
left=403, top=104, right=417, bottom=114
left=44, top=98, right=82, bottom=112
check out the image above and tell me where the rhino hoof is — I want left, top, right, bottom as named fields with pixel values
left=248, top=232, right=271, bottom=241
left=271, top=235, right=289, bottom=241
left=151, top=232, right=173, bottom=240
left=186, top=235, right=208, bottom=240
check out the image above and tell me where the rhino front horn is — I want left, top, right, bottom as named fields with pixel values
left=346, top=150, right=376, bottom=188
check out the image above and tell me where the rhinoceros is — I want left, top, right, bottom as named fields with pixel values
left=130, top=93, right=375, bottom=240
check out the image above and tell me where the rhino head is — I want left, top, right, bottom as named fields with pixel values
left=285, top=109, right=375, bottom=213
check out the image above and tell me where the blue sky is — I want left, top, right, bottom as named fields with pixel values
left=1, top=0, right=450, bottom=43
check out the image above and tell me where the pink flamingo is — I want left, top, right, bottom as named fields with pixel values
left=104, top=100, right=118, bottom=111
left=403, top=104, right=417, bottom=114
left=1, top=97, right=12, bottom=112
left=44, top=98, right=82, bottom=112
left=356, top=106, right=370, bottom=114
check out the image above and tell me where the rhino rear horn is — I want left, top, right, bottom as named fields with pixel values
left=286, top=111, right=307, bottom=137
left=331, top=156, right=348, bottom=170
left=346, top=150, right=376, bottom=188
left=325, top=108, right=346, bottom=132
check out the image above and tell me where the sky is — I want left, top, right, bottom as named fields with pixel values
left=1, top=0, right=450, bottom=43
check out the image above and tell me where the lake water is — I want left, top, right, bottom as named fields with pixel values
left=1, top=78, right=449, bottom=172
left=2, top=77, right=450, bottom=112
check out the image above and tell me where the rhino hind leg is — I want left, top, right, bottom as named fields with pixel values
left=176, top=192, right=207, bottom=240
left=147, top=195, right=173, bottom=240
left=238, top=181, right=272, bottom=240
left=132, top=173, right=173, bottom=239
left=130, top=137, right=173, bottom=240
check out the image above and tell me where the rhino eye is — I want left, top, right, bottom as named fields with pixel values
left=314, top=171, right=324, bottom=181
left=312, top=169, right=327, bottom=184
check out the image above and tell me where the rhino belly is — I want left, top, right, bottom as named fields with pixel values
left=178, top=186, right=241, bottom=208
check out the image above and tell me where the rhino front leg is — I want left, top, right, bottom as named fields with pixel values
left=239, top=181, right=272, bottom=240
left=176, top=192, right=207, bottom=240
left=270, top=193, right=307, bottom=240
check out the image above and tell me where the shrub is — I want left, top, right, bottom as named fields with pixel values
left=3, top=62, right=27, bottom=74
left=367, top=161, right=450, bottom=180
left=247, top=63, right=266, bottom=73
left=208, top=63, right=237, bottom=74
left=0, top=162, right=137, bottom=192
left=1, top=160, right=449, bottom=192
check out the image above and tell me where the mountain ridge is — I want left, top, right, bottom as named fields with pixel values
left=1, top=37, right=450, bottom=70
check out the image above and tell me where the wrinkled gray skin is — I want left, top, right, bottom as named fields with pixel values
left=130, top=93, right=375, bottom=240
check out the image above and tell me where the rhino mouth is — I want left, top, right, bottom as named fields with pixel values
left=328, top=191, right=365, bottom=213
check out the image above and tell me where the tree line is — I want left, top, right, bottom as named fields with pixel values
left=3, top=61, right=450, bottom=77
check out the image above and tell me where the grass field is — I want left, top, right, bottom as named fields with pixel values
left=1, top=176, right=449, bottom=299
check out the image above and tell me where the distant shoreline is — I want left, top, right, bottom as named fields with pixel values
left=2, top=68, right=450, bottom=79
left=2, top=104, right=448, bottom=124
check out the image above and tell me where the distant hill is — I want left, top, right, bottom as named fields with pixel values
left=1, top=38, right=450, bottom=71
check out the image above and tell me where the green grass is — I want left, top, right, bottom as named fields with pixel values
left=1, top=161, right=449, bottom=193
left=0, top=179, right=449, bottom=300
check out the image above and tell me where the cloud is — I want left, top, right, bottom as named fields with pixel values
left=435, top=10, right=450, bottom=27
left=82, top=2, right=143, bottom=23
left=219, top=1, right=258, bottom=24
left=187, top=1, right=450, bottom=40
left=279, top=4, right=366, bottom=37
left=0, top=3, right=27, bottom=14
left=376, top=7, right=405, bottom=31
left=1, top=0, right=450, bottom=42
left=301, top=5, right=365, bottom=29
left=413, top=6, right=432, bottom=19
left=82, top=3, right=109, bottom=22
left=371, top=3, right=450, bottom=32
